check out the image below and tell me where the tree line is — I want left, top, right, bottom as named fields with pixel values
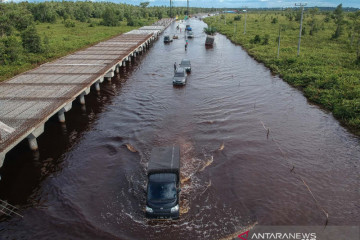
left=0, top=1, right=211, bottom=65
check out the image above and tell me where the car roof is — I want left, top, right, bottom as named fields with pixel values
left=175, top=67, right=185, bottom=73
left=149, top=173, right=177, bottom=182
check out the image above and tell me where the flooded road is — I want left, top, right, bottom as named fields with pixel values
left=0, top=19, right=359, bottom=239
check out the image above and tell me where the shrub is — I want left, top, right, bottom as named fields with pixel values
left=234, top=15, right=241, bottom=21
left=64, top=19, right=75, bottom=28
left=21, top=25, right=43, bottom=53
left=302, top=26, right=306, bottom=35
left=250, top=35, right=261, bottom=44
left=204, top=26, right=217, bottom=35
left=262, top=34, right=269, bottom=45
left=102, top=8, right=119, bottom=26
left=0, top=36, right=23, bottom=64
left=0, top=15, right=13, bottom=36
left=271, top=18, right=278, bottom=24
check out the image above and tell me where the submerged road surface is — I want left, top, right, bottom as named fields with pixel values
left=0, top=19, right=359, bottom=239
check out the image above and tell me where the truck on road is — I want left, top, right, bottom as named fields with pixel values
left=145, top=146, right=181, bottom=219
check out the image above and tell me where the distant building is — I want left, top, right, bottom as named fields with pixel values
left=223, top=10, right=239, bottom=13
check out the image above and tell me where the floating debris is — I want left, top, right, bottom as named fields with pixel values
left=218, top=142, right=225, bottom=151
left=125, top=143, right=137, bottom=153
left=0, top=199, right=23, bottom=218
left=200, top=156, right=214, bottom=172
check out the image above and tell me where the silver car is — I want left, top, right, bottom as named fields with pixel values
left=179, top=59, right=191, bottom=73
left=187, top=31, right=194, bottom=38
left=173, top=68, right=187, bottom=86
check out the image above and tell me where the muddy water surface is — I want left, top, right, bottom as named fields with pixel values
left=0, top=19, right=359, bottom=240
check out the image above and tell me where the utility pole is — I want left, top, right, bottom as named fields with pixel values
left=243, top=9, right=247, bottom=34
left=170, top=0, right=172, bottom=18
left=295, top=3, right=307, bottom=56
left=187, top=0, right=189, bottom=17
left=277, top=24, right=281, bottom=58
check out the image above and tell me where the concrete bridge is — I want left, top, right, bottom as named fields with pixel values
left=0, top=19, right=174, bottom=167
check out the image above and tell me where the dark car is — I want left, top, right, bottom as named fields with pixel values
left=164, top=35, right=172, bottom=43
left=205, top=35, right=215, bottom=46
left=145, top=146, right=181, bottom=219
left=179, top=59, right=191, bottom=73
left=172, top=68, right=187, bottom=86
left=146, top=173, right=179, bottom=219
left=187, top=31, right=194, bottom=38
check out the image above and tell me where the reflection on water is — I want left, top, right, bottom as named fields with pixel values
left=0, top=18, right=359, bottom=239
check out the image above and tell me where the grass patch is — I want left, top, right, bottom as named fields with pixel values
left=204, top=12, right=360, bottom=134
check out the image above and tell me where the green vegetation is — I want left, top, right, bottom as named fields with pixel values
left=204, top=7, right=360, bottom=133
left=204, top=26, right=217, bottom=35
left=0, top=1, right=211, bottom=81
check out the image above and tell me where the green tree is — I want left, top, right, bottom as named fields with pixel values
left=155, top=9, right=163, bottom=20
left=0, top=36, right=23, bottom=64
left=31, top=3, right=57, bottom=23
left=332, top=4, right=344, bottom=39
left=21, top=25, right=43, bottom=53
left=308, top=7, right=319, bottom=35
left=102, top=7, right=119, bottom=26
left=0, top=14, right=13, bottom=37
left=7, top=7, right=35, bottom=31
left=139, top=2, right=150, bottom=8
left=349, top=11, right=360, bottom=47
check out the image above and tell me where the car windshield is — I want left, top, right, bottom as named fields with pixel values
left=181, top=61, right=190, bottom=66
left=174, top=72, right=184, bottom=77
left=148, top=182, right=177, bottom=201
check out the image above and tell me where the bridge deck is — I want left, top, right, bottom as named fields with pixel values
left=0, top=19, right=173, bottom=165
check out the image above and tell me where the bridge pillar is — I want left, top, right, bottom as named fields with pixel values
left=57, top=102, right=72, bottom=123
left=95, top=81, right=100, bottom=91
left=79, top=87, right=90, bottom=105
left=0, top=152, right=5, bottom=168
left=27, top=124, right=44, bottom=151
left=105, top=70, right=114, bottom=81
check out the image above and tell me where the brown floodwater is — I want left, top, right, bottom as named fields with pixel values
left=0, top=19, right=359, bottom=240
